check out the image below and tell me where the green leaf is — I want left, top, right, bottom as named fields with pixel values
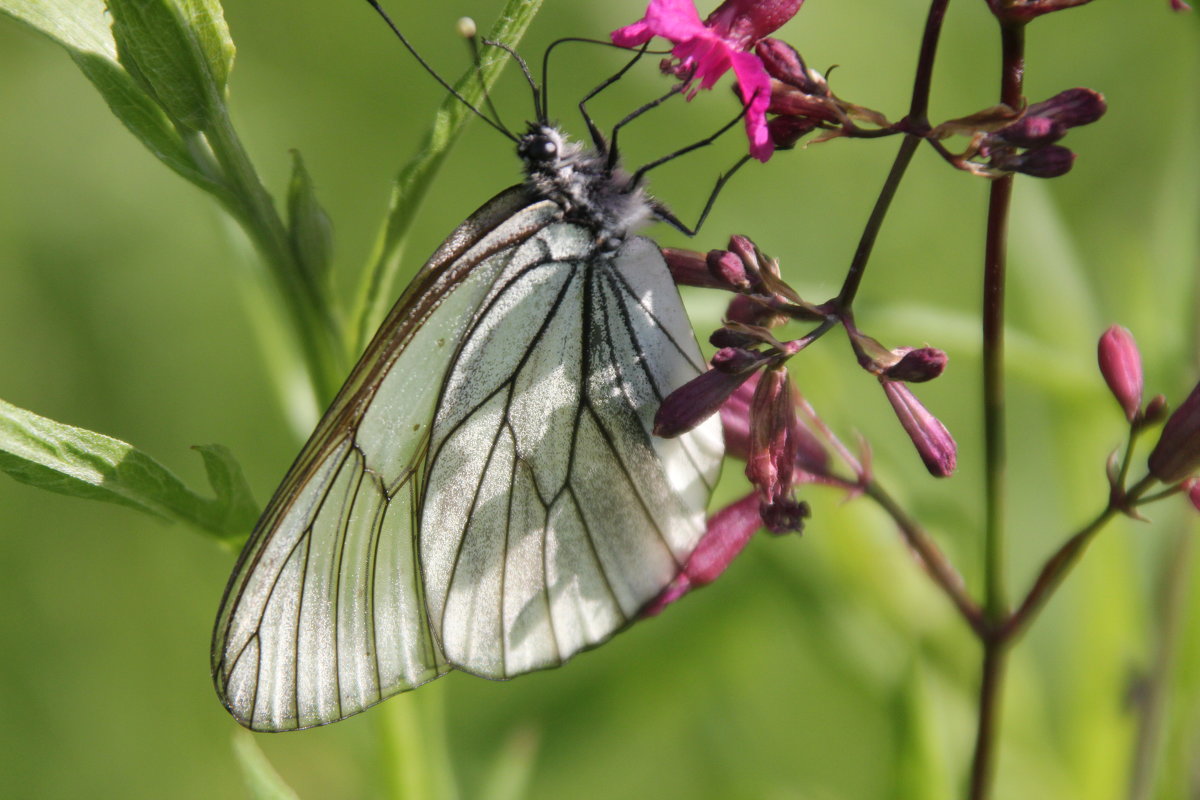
left=107, top=0, right=229, bottom=130
left=0, top=397, right=257, bottom=541
left=350, top=0, right=545, bottom=355
left=231, top=733, right=301, bottom=800
left=179, top=0, right=234, bottom=94
left=287, top=149, right=334, bottom=291
left=0, top=0, right=230, bottom=198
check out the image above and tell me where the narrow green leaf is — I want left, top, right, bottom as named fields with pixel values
left=0, top=0, right=116, bottom=58
left=231, top=733, right=301, bottom=800
left=107, top=0, right=226, bottom=130
left=0, top=397, right=257, bottom=541
left=1, top=0, right=231, bottom=199
left=350, top=0, right=545, bottom=354
left=287, top=149, right=334, bottom=290
left=179, top=0, right=234, bottom=94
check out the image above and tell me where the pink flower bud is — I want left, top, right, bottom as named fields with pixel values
left=655, top=365, right=759, bottom=438
left=720, top=372, right=758, bottom=461
left=996, top=115, right=1066, bottom=148
left=639, top=493, right=764, bottom=617
left=1145, top=394, right=1169, bottom=424
left=746, top=367, right=799, bottom=501
left=712, top=346, right=769, bottom=374
left=754, top=38, right=812, bottom=89
left=1097, top=325, right=1143, bottom=421
left=1171, top=0, right=1192, bottom=12
left=1026, top=88, right=1106, bottom=129
left=766, top=115, right=818, bottom=149
left=1148, top=380, right=1200, bottom=483
left=663, top=247, right=731, bottom=289
left=1011, top=145, right=1076, bottom=178
left=1185, top=478, right=1200, bottom=513
left=881, top=380, right=957, bottom=477
left=707, top=248, right=754, bottom=290
left=884, top=347, right=948, bottom=383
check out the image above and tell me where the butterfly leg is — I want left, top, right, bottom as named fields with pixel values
left=651, top=154, right=752, bottom=237
left=575, top=43, right=652, bottom=155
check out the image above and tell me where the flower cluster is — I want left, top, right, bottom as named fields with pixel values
left=966, top=89, right=1107, bottom=178
left=612, top=0, right=806, bottom=161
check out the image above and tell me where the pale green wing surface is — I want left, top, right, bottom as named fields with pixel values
left=212, top=188, right=561, bottom=731
left=419, top=227, right=724, bottom=679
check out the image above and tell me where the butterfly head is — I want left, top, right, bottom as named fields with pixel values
left=518, top=123, right=653, bottom=250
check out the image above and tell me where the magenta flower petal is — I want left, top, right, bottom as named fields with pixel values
left=611, top=0, right=706, bottom=46
left=730, top=51, right=774, bottom=161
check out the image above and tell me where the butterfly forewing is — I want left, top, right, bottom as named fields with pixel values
left=212, top=189, right=562, bottom=730
left=420, top=225, right=722, bottom=680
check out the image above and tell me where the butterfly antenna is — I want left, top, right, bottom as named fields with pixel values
left=540, top=37, right=655, bottom=127
left=363, top=0, right=517, bottom=141
left=458, top=18, right=510, bottom=135
left=482, top=39, right=544, bottom=124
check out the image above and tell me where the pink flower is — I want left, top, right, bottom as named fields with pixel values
left=612, top=0, right=805, bottom=162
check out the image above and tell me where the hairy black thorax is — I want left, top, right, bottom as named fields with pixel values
left=518, top=124, right=655, bottom=251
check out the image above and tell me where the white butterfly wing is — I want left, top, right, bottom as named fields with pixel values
left=213, top=189, right=561, bottom=730
left=213, top=188, right=723, bottom=731
left=420, top=225, right=723, bottom=679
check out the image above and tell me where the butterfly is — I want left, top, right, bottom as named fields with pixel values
left=211, top=15, right=725, bottom=732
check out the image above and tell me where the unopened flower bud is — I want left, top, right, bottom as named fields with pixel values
left=725, top=294, right=787, bottom=327
left=709, top=327, right=761, bottom=349
left=881, top=380, right=957, bottom=477
left=1011, top=145, right=1076, bottom=178
left=1026, top=88, right=1106, bottom=129
left=1097, top=325, right=1143, bottom=421
left=664, top=247, right=732, bottom=289
left=767, top=115, right=818, bottom=149
left=712, top=346, right=769, bottom=374
left=1148, top=380, right=1200, bottom=482
left=885, top=347, right=948, bottom=383
left=996, top=115, right=1066, bottom=148
left=747, top=367, right=799, bottom=501
left=754, top=38, right=819, bottom=91
left=1187, top=478, right=1200, bottom=512
left=656, top=361, right=762, bottom=437
left=639, top=493, right=764, bottom=617
left=1171, top=0, right=1192, bottom=11
left=707, top=248, right=754, bottom=290
left=1145, top=394, right=1169, bottom=424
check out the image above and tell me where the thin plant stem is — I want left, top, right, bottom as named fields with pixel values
left=967, top=19, right=1025, bottom=800
left=1003, top=475, right=1155, bottom=641
left=864, top=482, right=986, bottom=636
left=1128, top=526, right=1195, bottom=800
left=835, top=0, right=947, bottom=310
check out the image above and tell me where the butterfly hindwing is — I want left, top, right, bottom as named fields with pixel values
left=420, top=225, right=723, bottom=680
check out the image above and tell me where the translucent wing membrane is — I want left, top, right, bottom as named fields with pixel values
left=213, top=187, right=723, bottom=731
left=421, top=230, right=722, bottom=678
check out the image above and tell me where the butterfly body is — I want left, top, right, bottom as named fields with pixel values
left=213, top=124, right=723, bottom=731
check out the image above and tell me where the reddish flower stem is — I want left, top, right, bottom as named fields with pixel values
left=864, top=482, right=987, bottom=636
left=968, top=18, right=1025, bottom=800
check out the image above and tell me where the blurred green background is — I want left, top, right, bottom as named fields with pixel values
left=0, top=1, right=1197, bottom=798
